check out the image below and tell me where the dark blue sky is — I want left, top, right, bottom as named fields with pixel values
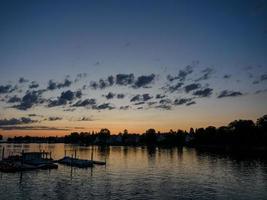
left=0, top=0, right=266, bottom=136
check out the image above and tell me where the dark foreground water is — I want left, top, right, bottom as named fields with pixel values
left=0, top=143, right=267, bottom=200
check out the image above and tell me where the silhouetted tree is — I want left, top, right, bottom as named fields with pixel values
left=257, top=115, right=267, bottom=133
left=98, top=128, right=111, bottom=144
left=144, top=128, right=157, bottom=145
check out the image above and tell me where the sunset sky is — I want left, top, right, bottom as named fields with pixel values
left=0, top=0, right=267, bottom=137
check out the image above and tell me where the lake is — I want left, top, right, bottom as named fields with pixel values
left=0, top=143, right=267, bottom=200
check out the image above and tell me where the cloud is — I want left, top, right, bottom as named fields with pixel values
left=48, top=90, right=80, bottom=107
left=0, top=126, right=69, bottom=131
left=130, top=94, right=153, bottom=102
left=93, top=103, right=115, bottom=110
left=0, top=117, right=37, bottom=126
left=261, top=74, right=267, bottom=81
left=134, top=102, right=145, bottom=105
left=48, top=116, right=62, bottom=121
left=7, top=95, right=21, bottom=103
left=167, top=65, right=193, bottom=82
left=217, top=90, right=243, bottom=98
left=155, top=104, right=172, bottom=110
left=195, top=67, right=214, bottom=82
left=173, top=98, right=193, bottom=105
left=192, top=88, right=213, bottom=97
left=156, top=94, right=166, bottom=99
left=19, top=77, right=29, bottom=83
left=14, top=90, right=44, bottom=110
left=0, top=85, right=16, bottom=94
left=156, top=98, right=172, bottom=110
left=98, top=79, right=109, bottom=89
left=255, top=89, right=267, bottom=94
left=29, top=81, right=39, bottom=89
left=77, top=117, right=94, bottom=121
left=116, top=74, right=135, bottom=86
left=107, top=76, right=114, bottom=86
left=184, top=83, right=201, bottom=93
left=253, top=80, right=259, bottom=84
left=159, top=99, right=172, bottom=104
left=223, top=74, right=231, bottom=79
left=186, top=101, right=196, bottom=106
left=120, top=105, right=130, bottom=110
left=47, top=79, right=72, bottom=90
left=133, top=74, right=155, bottom=88
left=117, top=93, right=125, bottom=99
left=165, top=82, right=184, bottom=93
left=90, top=81, right=98, bottom=90
left=72, top=98, right=96, bottom=107
left=75, top=73, right=87, bottom=82
left=105, top=92, right=115, bottom=99
left=90, top=76, right=114, bottom=90
left=147, top=101, right=157, bottom=106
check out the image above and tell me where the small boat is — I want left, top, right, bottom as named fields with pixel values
left=58, top=156, right=93, bottom=168
left=0, top=150, right=58, bottom=173
left=92, top=160, right=106, bottom=165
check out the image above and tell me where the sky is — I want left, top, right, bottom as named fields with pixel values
left=0, top=0, right=267, bottom=137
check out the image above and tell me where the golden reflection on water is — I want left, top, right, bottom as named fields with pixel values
left=1, top=143, right=267, bottom=200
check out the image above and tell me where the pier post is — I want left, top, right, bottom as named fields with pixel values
left=21, top=150, right=24, bottom=165
left=1, top=147, right=4, bottom=160
left=91, top=146, right=93, bottom=161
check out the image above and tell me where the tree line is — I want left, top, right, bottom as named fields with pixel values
left=5, top=115, right=267, bottom=150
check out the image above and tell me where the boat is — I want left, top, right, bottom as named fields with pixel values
left=58, top=156, right=93, bottom=168
left=0, top=150, right=58, bottom=172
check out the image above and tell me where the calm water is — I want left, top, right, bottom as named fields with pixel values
left=0, top=143, right=267, bottom=200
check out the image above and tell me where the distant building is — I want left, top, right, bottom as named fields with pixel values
left=108, top=135, right=122, bottom=144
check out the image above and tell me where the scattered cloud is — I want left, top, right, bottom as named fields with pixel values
left=0, top=117, right=37, bottom=126
left=184, top=83, right=201, bottom=93
left=186, top=101, right=196, bottom=106
left=192, top=88, right=213, bottom=97
left=223, top=74, right=231, bottom=79
left=93, top=103, right=115, bottom=110
left=47, top=79, right=72, bottom=90
left=261, top=74, right=267, bottom=81
left=19, top=77, right=29, bottom=83
left=0, top=126, right=69, bottom=131
left=72, top=98, right=96, bottom=107
left=130, top=94, right=153, bottom=102
left=14, top=90, right=44, bottom=110
left=117, top=93, right=125, bottom=99
left=105, top=92, right=115, bottom=99
left=48, top=90, right=80, bottom=107
left=120, top=105, right=130, bottom=110
left=116, top=74, right=135, bottom=86
left=173, top=98, right=193, bottom=105
left=48, top=116, right=63, bottom=121
left=29, top=81, right=39, bottom=89
left=0, top=85, right=16, bottom=94
left=217, top=90, right=243, bottom=98
left=165, top=82, right=184, bottom=93
left=133, top=74, right=155, bottom=88
left=7, top=95, right=21, bottom=103
left=195, top=67, right=214, bottom=82
left=156, top=94, right=166, bottom=99
left=77, top=117, right=94, bottom=121
left=167, top=65, right=194, bottom=82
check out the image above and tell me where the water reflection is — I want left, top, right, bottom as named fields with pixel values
left=0, top=143, right=267, bottom=200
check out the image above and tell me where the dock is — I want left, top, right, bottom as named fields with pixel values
left=0, top=148, right=58, bottom=172
left=57, top=149, right=106, bottom=168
